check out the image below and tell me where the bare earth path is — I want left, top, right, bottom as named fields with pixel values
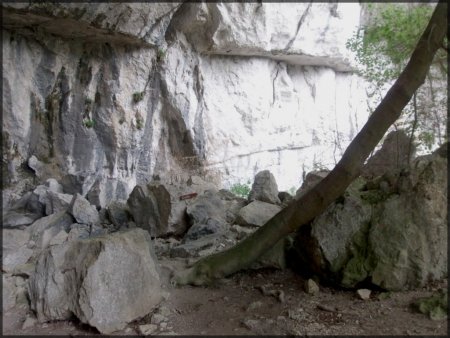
left=2, top=265, right=447, bottom=336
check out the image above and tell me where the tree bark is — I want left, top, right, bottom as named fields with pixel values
left=173, top=2, right=447, bottom=286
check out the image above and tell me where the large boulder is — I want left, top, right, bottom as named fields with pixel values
left=27, top=228, right=163, bottom=334
left=236, top=201, right=282, bottom=227
left=290, top=145, right=447, bottom=290
left=248, top=170, right=281, bottom=204
left=2, top=229, right=34, bottom=273
left=127, top=183, right=171, bottom=237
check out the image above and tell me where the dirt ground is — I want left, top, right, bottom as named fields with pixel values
left=2, top=261, right=447, bottom=336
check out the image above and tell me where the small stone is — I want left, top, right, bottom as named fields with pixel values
left=22, top=315, right=38, bottom=329
left=277, top=316, right=287, bottom=322
left=139, top=324, right=158, bottom=335
left=305, top=279, right=319, bottom=295
left=125, top=327, right=135, bottom=334
left=357, top=288, right=371, bottom=300
left=151, top=313, right=167, bottom=324
left=160, top=322, right=167, bottom=329
left=242, top=319, right=260, bottom=331
left=246, top=301, right=263, bottom=311
left=223, top=296, right=229, bottom=301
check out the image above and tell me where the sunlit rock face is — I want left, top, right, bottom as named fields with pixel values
left=2, top=2, right=368, bottom=206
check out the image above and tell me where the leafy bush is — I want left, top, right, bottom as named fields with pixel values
left=230, top=181, right=251, bottom=198
left=132, top=91, right=145, bottom=103
left=83, top=118, right=95, bottom=128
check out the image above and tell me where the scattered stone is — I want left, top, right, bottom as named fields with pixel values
left=246, top=301, right=263, bottom=312
left=357, top=289, right=372, bottom=300
left=305, top=279, right=320, bottom=295
left=43, top=190, right=73, bottom=215
left=22, top=315, right=38, bottom=329
left=139, top=323, right=158, bottom=335
left=27, top=211, right=74, bottom=250
left=242, top=318, right=260, bottom=331
left=186, top=189, right=227, bottom=225
left=106, top=200, right=131, bottom=229
left=236, top=200, right=281, bottom=227
left=183, top=218, right=227, bottom=241
left=48, top=230, right=68, bottom=246
left=151, top=313, right=167, bottom=325
left=2, top=211, right=40, bottom=228
left=28, top=228, right=163, bottom=334
left=67, top=224, right=90, bottom=241
left=68, top=194, right=100, bottom=225
left=317, top=304, right=337, bottom=312
left=248, top=170, right=281, bottom=204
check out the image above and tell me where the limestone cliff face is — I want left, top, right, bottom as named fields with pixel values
left=2, top=3, right=368, bottom=207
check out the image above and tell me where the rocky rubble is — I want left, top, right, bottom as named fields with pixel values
left=2, top=141, right=447, bottom=333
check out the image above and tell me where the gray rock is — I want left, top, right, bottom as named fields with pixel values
left=68, top=194, right=100, bottom=225
left=362, top=130, right=414, bottom=178
left=27, top=211, right=74, bottom=251
left=28, top=228, right=163, bottom=334
left=22, top=315, right=38, bottom=329
left=139, top=324, right=158, bottom=335
left=183, top=218, right=227, bottom=241
left=44, top=190, right=73, bottom=215
left=67, top=224, right=91, bottom=241
left=2, top=274, right=18, bottom=311
left=127, top=183, right=171, bottom=237
left=106, top=200, right=131, bottom=229
left=291, top=146, right=447, bottom=290
left=295, top=170, right=330, bottom=199
left=2, top=211, right=40, bottom=228
left=248, top=170, right=281, bottom=204
left=278, top=191, right=294, bottom=205
left=236, top=201, right=281, bottom=227
left=186, top=189, right=227, bottom=225
left=44, top=178, right=64, bottom=193
left=170, top=233, right=234, bottom=258
left=356, top=288, right=371, bottom=300
left=305, top=279, right=320, bottom=295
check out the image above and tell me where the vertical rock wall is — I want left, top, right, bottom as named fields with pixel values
left=2, top=3, right=369, bottom=207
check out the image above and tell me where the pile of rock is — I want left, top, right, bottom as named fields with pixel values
left=2, top=139, right=447, bottom=334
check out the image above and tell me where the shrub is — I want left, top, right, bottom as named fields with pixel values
left=83, top=118, right=95, bottom=128
left=230, top=181, right=251, bottom=198
left=132, top=91, right=145, bottom=103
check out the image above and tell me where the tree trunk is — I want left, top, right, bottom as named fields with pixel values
left=173, top=2, right=447, bottom=286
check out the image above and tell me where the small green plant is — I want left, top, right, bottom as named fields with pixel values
left=85, top=97, right=93, bottom=105
left=119, top=117, right=125, bottom=125
left=230, top=180, right=252, bottom=198
left=132, top=91, right=145, bottom=103
left=83, top=118, right=95, bottom=128
left=156, top=48, right=166, bottom=62
left=136, top=117, right=144, bottom=130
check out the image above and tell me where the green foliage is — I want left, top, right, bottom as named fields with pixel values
left=83, top=118, right=95, bottom=128
left=132, top=91, right=145, bottom=103
left=230, top=180, right=251, bottom=198
left=156, top=48, right=166, bottom=62
left=135, top=116, right=144, bottom=130
left=346, top=4, right=434, bottom=86
left=413, top=289, right=448, bottom=320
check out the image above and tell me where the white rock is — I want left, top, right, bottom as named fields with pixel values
left=22, top=315, right=38, bottom=329
left=356, top=288, right=371, bottom=300
left=139, top=324, right=158, bottom=335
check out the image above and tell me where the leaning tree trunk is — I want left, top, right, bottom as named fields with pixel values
left=173, top=2, right=447, bottom=286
